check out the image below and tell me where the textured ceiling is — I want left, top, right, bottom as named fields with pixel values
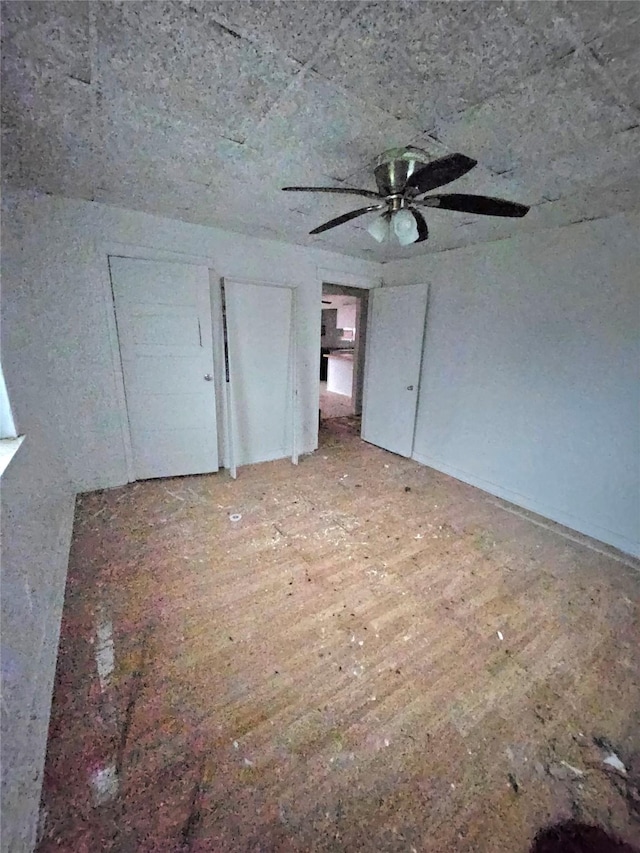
left=2, top=1, right=639, bottom=261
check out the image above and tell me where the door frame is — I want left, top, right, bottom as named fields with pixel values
left=317, top=267, right=381, bottom=437
left=321, top=283, right=369, bottom=417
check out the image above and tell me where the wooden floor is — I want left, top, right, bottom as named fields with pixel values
left=39, top=419, right=640, bottom=852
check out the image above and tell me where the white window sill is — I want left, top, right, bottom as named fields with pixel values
left=0, top=436, right=24, bottom=477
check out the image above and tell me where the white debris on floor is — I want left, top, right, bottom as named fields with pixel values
left=95, top=605, right=115, bottom=692
left=603, top=753, right=627, bottom=774
left=90, top=763, right=119, bottom=805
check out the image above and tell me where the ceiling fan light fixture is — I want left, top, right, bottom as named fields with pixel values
left=393, top=209, right=419, bottom=246
left=367, top=214, right=390, bottom=243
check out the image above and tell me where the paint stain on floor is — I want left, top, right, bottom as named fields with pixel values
left=38, top=419, right=640, bottom=851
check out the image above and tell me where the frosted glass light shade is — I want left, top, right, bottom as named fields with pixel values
left=393, top=209, right=419, bottom=246
left=367, top=215, right=390, bottom=242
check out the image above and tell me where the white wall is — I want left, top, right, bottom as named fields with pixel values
left=0, top=456, right=75, bottom=853
left=384, top=211, right=640, bottom=557
left=0, top=188, right=380, bottom=849
left=337, top=302, right=357, bottom=331
left=1, top=196, right=77, bottom=849
left=321, top=308, right=341, bottom=348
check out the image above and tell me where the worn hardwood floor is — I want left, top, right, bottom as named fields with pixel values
left=38, top=419, right=640, bottom=852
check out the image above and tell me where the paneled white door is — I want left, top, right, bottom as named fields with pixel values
left=109, top=256, right=218, bottom=480
left=362, top=284, right=429, bottom=458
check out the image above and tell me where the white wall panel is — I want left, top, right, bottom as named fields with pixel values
left=384, top=212, right=640, bottom=556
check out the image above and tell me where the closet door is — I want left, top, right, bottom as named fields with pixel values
left=110, top=256, right=218, bottom=480
left=224, top=280, right=294, bottom=466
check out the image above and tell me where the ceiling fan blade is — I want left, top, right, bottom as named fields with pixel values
left=283, top=186, right=382, bottom=200
left=310, top=205, right=385, bottom=235
left=426, top=194, right=530, bottom=217
left=412, top=209, right=429, bottom=243
left=405, top=153, right=477, bottom=194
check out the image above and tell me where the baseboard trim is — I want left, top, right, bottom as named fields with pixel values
left=411, top=451, right=640, bottom=562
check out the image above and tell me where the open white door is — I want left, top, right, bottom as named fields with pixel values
left=225, top=280, right=294, bottom=467
left=362, top=284, right=429, bottom=457
left=109, top=256, right=218, bottom=480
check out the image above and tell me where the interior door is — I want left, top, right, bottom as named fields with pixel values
left=225, top=280, right=294, bottom=466
left=109, top=256, right=218, bottom=480
left=362, top=284, right=429, bottom=457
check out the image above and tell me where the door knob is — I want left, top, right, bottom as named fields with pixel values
left=204, top=374, right=213, bottom=381
left=406, top=385, right=414, bottom=391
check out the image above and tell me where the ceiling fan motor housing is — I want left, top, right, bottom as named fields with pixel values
left=373, top=146, right=432, bottom=197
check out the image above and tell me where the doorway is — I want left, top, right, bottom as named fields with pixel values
left=319, top=283, right=368, bottom=427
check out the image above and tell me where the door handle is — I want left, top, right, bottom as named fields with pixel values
left=204, top=374, right=213, bottom=381
left=406, top=385, right=414, bottom=391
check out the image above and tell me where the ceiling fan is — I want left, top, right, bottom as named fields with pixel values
left=282, top=146, right=529, bottom=246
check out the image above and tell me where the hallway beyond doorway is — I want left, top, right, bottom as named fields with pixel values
left=319, top=380, right=354, bottom=420
left=320, top=283, right=368, bottom=431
